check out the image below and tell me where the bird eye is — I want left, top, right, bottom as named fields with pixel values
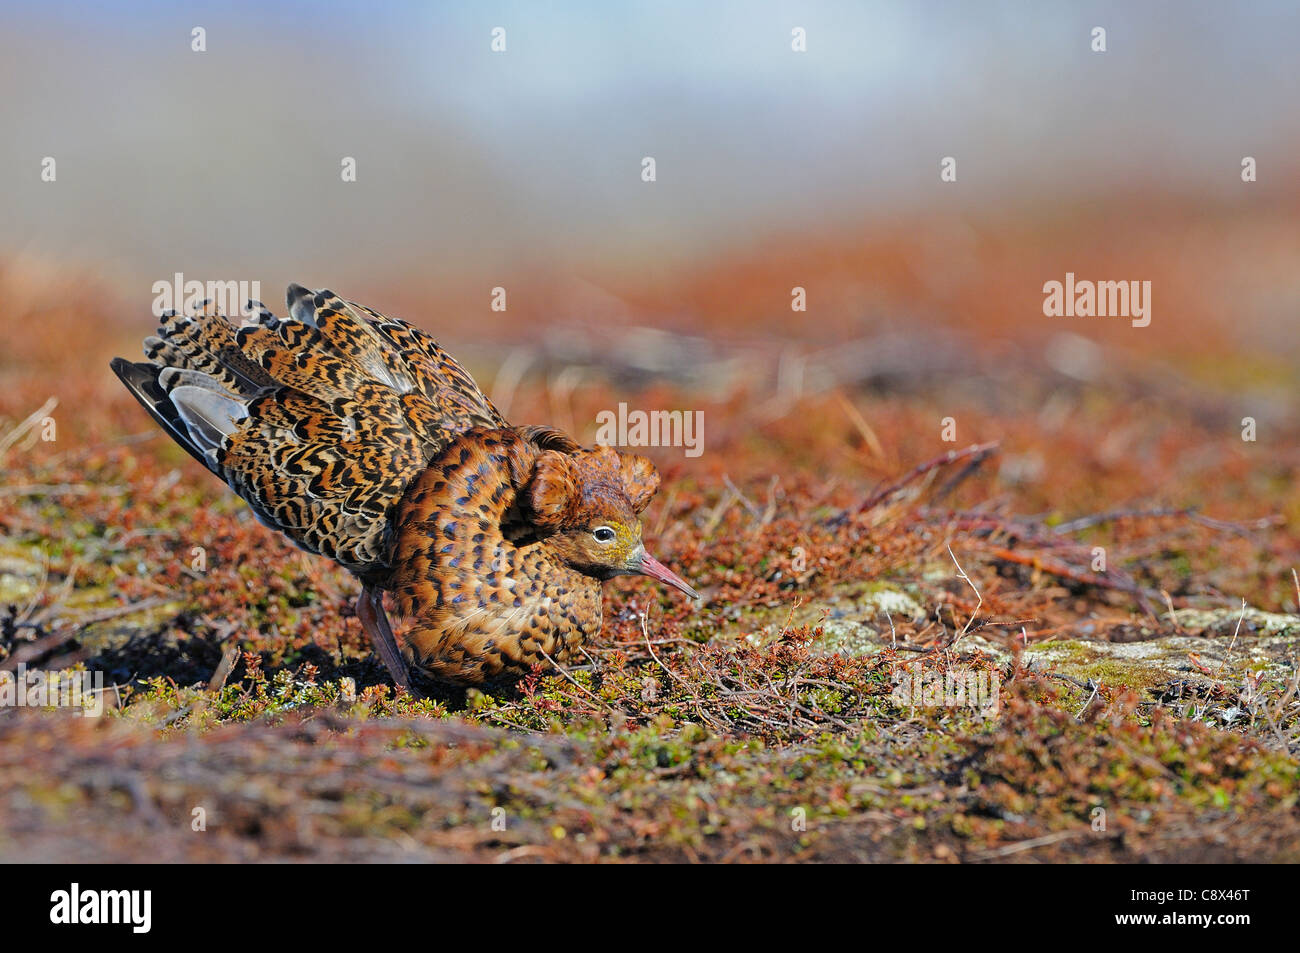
left=592, top=526, right=616, bottom=543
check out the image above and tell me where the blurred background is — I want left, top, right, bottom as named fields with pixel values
left=1, top=0, right=1299, bottom=472
left=6, top=3, right=1300, bottom=866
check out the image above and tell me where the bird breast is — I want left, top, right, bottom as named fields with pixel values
left=385, top=428, right=602, bottom=683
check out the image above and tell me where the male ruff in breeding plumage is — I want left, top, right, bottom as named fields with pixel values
left=111, top=284, right=699, bottom=690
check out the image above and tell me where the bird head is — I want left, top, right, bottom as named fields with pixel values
left=517, top=444, right=699, bottom=599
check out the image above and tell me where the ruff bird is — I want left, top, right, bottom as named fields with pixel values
left=111, top=285, right=698, bottom=689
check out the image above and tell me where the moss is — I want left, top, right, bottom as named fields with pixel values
left=4, top=271, right=1300, bottom=861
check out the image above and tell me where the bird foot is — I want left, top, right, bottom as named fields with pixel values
left=357, top=586, right=418, bottom=696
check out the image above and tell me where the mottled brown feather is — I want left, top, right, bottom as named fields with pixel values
left=112, top=284, right=682, bottom=686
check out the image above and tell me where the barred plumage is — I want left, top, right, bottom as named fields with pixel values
left=112, top=284, right=697, bottom=688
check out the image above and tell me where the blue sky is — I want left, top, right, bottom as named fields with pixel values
left=2, top=1, right=1297, bottom=293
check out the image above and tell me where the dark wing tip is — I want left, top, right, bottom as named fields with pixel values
left=110, top=355, right=157, bottom=391
left=110, top=356, right=217, bottom=474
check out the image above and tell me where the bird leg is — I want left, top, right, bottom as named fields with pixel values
left=356, top=586, right=414, bottom=692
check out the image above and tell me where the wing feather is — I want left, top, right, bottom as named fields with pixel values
left=111, top=284, right=509, bottom=576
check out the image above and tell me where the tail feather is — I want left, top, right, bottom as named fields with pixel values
left=169, top=384, right=249, bottom=460
left=110, top=357, right=219, bottom=475
left=110, top=284, right=508, bottom=576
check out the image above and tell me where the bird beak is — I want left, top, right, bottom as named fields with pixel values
left=635, top=550, right=700, bottom=600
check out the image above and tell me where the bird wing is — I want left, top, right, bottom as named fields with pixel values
left=111, top=284, right=507, bottom=576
